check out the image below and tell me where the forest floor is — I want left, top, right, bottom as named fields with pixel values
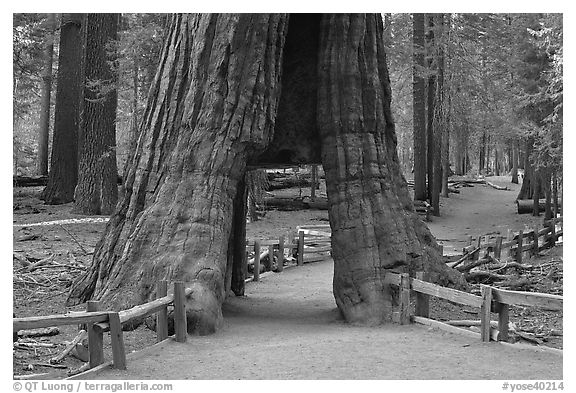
left=11, top=175, right=563, bottom=379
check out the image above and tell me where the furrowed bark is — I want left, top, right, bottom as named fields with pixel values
left=317, top=14, right=466, bottom=325
left=42, top=14, right=84, bottom=204
left=68, top=14, right=288, bottom=335
left=73, top=13, right=119, bottom=215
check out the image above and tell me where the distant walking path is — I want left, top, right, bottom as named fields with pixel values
left=85, top=259, right=561, bottom=380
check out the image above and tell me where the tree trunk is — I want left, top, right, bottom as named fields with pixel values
left=42, top=14, right=84, bottom=204
left=431, top=14, right=443, bottom=215
left=517, top=138, right=534, bottom=200
left=412, top=13, right=427, bottom=201
left=552, top=171, right=558, bottom=217
left=494, top=146, right=500, bottom=176
left=317, top=14, right=465, bottom=325
left=532, top=169, right=540, bottom=216
left=68, top=13, right=465, bottom=334
left=479, top=131, right=486, bottom=175
left=311, top=164, right=318, bottom=200
left=73, top=14, right=119, bottom=215
left=36, top=13, right=56, bottom=177
left=68, top=14, right=289, bottom=335
left=543, top=170, right=552, bottom=220
left=425, top=14, right=435, bottom=203
left=440, top=14, right=450, bottom=199
left=229, top=175, right=248, bottom=296
left=511, top=139, right=519, bottom=183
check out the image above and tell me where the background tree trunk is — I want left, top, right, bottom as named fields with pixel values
left=73, top=13, right=119, bottom=215
left=317, top=14, right=465, bottom=325
left=425, top=14, right=435, bottom=203
left=68, top=14, right=288, bottom=335
left=517, top=138, right=534, bottom=200
left=479, top=131, right=486, bottom=175
left=511, top=139, right=519, bottom=183
left=36, top=13, right=56, bottom=176
left=532, top=169, right=541, bottom=216
left=412, top=13, right=427, bottom=201
left=432, top=13, right=445, bottom=210
left=42, top=13, right=84, bottom=204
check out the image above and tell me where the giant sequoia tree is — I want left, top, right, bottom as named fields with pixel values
left=68, top=14, right=465, bottom=334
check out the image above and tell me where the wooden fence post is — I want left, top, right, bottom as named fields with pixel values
left=267, top=244, right=274, bottom=271
left=86, top=300, right=104, bottom=368
left=173, top=282, right=187, bottom=343
left=549, top=219, right=556, bottom=247
left=532, top=225, right=539, bottom=255
left=495, top=302, right=509, bottom=342
left=253, top=240, right=261, bottom=282
left=474, top=236, right=481, bottom=260
left=108, top=312, right=127, bottom=370
left=507, top=229, right=513, bottom=258
left=415, top=272, right=429, bottom=318
left=480, top=285, right=493, bottom=342
left=399, top=273, right=411, bottom=325
left=297, top=231, right=304, bottom=266
left=516, top=230, right=523, bottom=264
left=277, top=235, right=284, bottom=272
left=156, top=281, right=168, bottom=342
left=494, top=236, right=503, bottom=260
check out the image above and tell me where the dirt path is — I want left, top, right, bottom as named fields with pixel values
left=427, top=176, right=544, bottom=255
left=87, top=259, right=561, bottom=380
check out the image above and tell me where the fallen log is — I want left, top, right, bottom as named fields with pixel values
left=494, top=277, right=537, bottom=290
left=517, top=198, right=562, bottom=214
left=18, top=327, right=59, bottom=338
left=448, top=247, right=480, bottom=269
left=446, top=319, right=499, bottom=329
left=456, top=256, right=493, bottom=272
left=50, top=330, right=87, bottom=364
left=486, top=180, right=508, bottom=190
left=267, top=177, right=311, bottom=191
left=13, top=175, right=48, bottom=187
left=484, top=261, right=530, bottom=271
left=263, top=196, right=329, bottom=211
left=516, top=331, right=544, bottom=345
left=67, top=363, right=90, bottom=377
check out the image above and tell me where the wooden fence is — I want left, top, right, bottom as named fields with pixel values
left=13, top=281, right=190, bottom=371
left=244, top=225, right=332, bottom=281
left=14, top=217, right=563, bottom=372
left=387, top=271, right=563, bottom=344
left=460, top=217, right=563, bottom=264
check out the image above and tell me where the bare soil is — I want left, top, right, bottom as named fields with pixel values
left=11, top=175, right=562, bottom=379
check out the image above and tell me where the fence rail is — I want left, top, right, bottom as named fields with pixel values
left=387, top=270, right=563, bottom=344
left=460, top=217, right=562, bottom=264
left=14, top=216, right=562, bottom=374
left=13, top=281, right=189, bottom=371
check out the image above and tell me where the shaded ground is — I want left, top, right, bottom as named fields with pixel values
left=84, top=260, right=561, bottom=380
left=12, top=175, right=562, bottom=379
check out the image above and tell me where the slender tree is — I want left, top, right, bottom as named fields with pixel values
left=430, top=14, right=443, bottom=215
left=425, top=14, right=436, bottom=204
left=412, top=13, right=427, bottom=201
left=73, top=13, right=119, bottom=215
left=42, top=13, right=84, bottom=204
left=511, top=140, right=519, bottom=183
left=36, top=13, right=56, bottom=176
